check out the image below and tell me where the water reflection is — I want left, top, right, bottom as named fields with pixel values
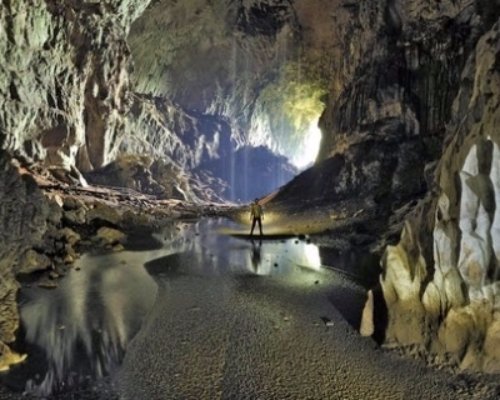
left=144, top=220, right=326, bottom=277
left=4, top=219, right=378, bottom=397
left=318, top=247, right=380, bottom=288
left=11, top=261, right=157, bottom=397
left=4, top=222, right=195, bottom=396
left=250, top=240, right=262, bottom=273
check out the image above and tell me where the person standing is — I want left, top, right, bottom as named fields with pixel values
left=249, top=198, right=264, bottom=237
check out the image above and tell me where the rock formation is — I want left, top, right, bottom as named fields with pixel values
left=0, top=153, right=46, bottom=369
left=380, top=17, right=500, bottom=373
left=266, top=0, right=500, bottom=373
left=0, top=0, right=151, bottom=368
left=1, top=0, right=500, bottom=377
left=0, top=0, right=151, bottom=171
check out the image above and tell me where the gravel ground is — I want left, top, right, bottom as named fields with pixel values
left=115, top=249, right=500, bottom=400
left=3, top=221, right=500, bottom=399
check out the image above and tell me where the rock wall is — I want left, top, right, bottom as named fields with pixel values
left=88, top=93, right=297, bottom=202
left=271, top=1, right=485, bottom=248
left=0, top=151, right=52, bottom=369
left=0, top=0, right=150, bottom=171
left=0, top=0, right=152, bottom=370
left=122, top=94, right=231, bottom=171
left=267, top=0, right=500, bottom=373
left=380, top=18, right=500, bottom=373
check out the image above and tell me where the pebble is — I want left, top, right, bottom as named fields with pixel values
left=38, top=281, right=58, bottom=289
left=49, top=271, right=59, bottom=280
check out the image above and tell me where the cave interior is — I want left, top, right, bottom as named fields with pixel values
left=1, top=0, right=500, bottom=399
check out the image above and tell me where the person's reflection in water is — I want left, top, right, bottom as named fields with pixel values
left=251, top=240, right=263, bottom=273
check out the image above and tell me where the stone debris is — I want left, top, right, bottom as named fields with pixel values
left=360, top=290, right=374, bottom=337
left=95, top=227, right=127, bottom=246
left=38, top=281, right=58, bottom=290
left=0, top=342, right=27, bottom=372
left=17, top=250, right=51, bottom=275
left=48, top=271, right=60, bottom=280
left=320, top=317, right=335, bottom=327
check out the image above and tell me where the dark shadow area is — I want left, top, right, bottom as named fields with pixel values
left=230, top=233, right=296, bottom=241
left=0, top=324, right=47, bottom=393
left=250, top=240, right=263, bottom=272
left=327, top=286, right=367, bottom=331
left=319, top=247, right=381, bottom=289
left=144, top=253, right=187, bottom=277
left=124, top=233, right=164, bottom=251
left=371, top=283, right=389, bottom=345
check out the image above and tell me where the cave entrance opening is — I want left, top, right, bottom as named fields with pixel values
left=126, top=1, right=330, bottom=204
left=292, top=119, right=322, bottom=169
left=195, top=99, right=325, bottom=204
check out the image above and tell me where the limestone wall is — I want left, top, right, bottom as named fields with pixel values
left=381, top=20, right=500, bottom=373
left=0, top=0, right=150, bottom=171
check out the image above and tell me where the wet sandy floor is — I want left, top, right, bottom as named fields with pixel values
left=3, top=219, right=500, bottom=399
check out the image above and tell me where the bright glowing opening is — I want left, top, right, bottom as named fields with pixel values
left=292, top=120, right=322, bottom=169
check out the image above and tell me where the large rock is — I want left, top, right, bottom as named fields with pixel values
left=17, top=249, right=52, bottom=275
left=0, top=151, right=52, bottom=367
left=380, top=17, right=500, bottom=372
left=95, top=227, right=126, bottom=246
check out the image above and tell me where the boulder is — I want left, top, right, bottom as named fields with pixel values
left=87, top=202, right=122, bottom=226
left=95, top=227, right=126, bottom=246
left=16, top=249, right=51, bottom=275
left=0, top=342, right=27, bottom=372
left=60, top=228, right=81, bottom=247
left=64, top=208, right=87, bottom=225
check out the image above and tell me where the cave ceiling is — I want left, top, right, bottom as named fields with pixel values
left=128, top=0, right=347, bottom=166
